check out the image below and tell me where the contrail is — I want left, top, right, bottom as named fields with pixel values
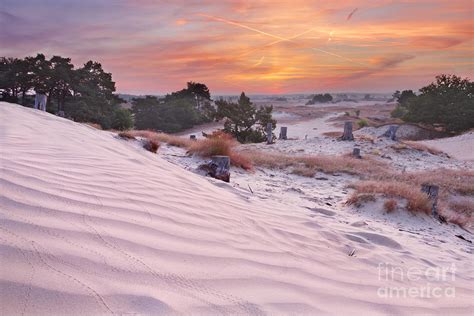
left=237, top=27, right=318, bottom=58
left=251, top=56, right=265, bottom=67
left=198, top=13, right=288, bottom=41
left=198, top=13, right=368, bottom=67
left=347, top=8, right=358, bottom=21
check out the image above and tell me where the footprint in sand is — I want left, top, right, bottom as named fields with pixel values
left=310, top=208, right=337, bottom=217
left=349, top=232, right=402, bottom=249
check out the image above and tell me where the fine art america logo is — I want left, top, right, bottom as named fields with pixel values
left=377, top=263, right=456, bottom=298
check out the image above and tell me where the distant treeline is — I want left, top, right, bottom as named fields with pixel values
left=0, top=54, right=132, bottom=130
left=132, top=89, right=276, bottom=143
left=306, top=93, right=333, bottom=105
left=131, top=82, right=215, bottom=133
left=1, top=53, right=276, bottom=141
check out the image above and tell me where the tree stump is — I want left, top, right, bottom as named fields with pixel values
left=34, top=93, right=47, bottom=111
left=190, top=134, right=197, bottom=140
left=421, top=184, right=439, bottom=216
left=341, top=121, right=354, bottom=141
left=199, top=155, right=230, bottom=182
left=266, top=123, right=273, bottom=144
left=383, top=125, right=399, bottom=141
left=57, top=111, right=65, bottom=117
left=279, top=126, right=288, bottom=140
left=352, top=148, right=362, bottom=159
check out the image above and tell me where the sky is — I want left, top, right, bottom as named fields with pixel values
left=1, top=0, right=473, bottom=94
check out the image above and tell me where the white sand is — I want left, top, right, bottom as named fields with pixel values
left=1, top=102, right=473, bottom=315
left=420, top=132, right=474, bottom=161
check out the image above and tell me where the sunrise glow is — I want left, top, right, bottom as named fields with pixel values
left=1, top=0, right=473, bottom=94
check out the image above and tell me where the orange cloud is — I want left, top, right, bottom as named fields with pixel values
left=3, top=0, right=472, bottom=94
left=175, top=19, right=188, bottom=26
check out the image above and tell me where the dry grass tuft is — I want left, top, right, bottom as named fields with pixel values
left=188, top=137, right=252, bottom=170
left=355, top=134, right=376, bottom=143
left=346, top=193, right=376, bottom=207
left=228, top=152, right=253, bottom=170
left=373, top=169, right=474, bottom=197
left=449, top=199, right=474, bottom=217
left=242, top=150, right=388, bottom=176
left=384, top=199, right=398, bottom=212
left=391, top=141, right=443, bottom=155
left=291, top=166, right=317, bottom=177
left=85, top=122, right=103, bottom=130
left=188, top=137, right=232, bottom=157
left=349, top=169, right=474, bottom=227
left=119, top=130, right=193, bottom=148
left=445, top=198, right=474, bottom=227
left=143, top=139, right=159, bottom=153
left=118, top=131, right=137, bottom=140
left=350, top=180, right=431, bottom=214
left=205, top=130, right=235, bottom=140
left=322, top=131, right=342, bottom=138
left=119, top=130, right=252, bottom=169
left=157, top=134, right=193, bottom=148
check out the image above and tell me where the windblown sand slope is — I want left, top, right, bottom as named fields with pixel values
left=421, top=132, right=474, bottom=161
left=0, top=102, right=472, bottom=315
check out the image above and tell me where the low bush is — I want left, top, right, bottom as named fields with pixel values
left=384, top=199, right=398, bottom=212
left=143, top=139, right=159, bottom=153
left=119, top=130, right=252, bottom=170
left=444, top=199, right=474, bottom=227
left=401, top=141, right=443, bottom=155
left=322, top=131, right=342, bottom=138
left=357, top=119, right=368, bottom=128
left=350, top=180, right=431, bottom=214
left=291, top=166, right=317, bottom=177
left=188, top=137, right=252, bottom=170
left=373, top=169, right=474, bottom=197
left=188, top=137, right=234, bottom=157
left=346, top=193, right=376, bottom=207
left=118, top=130, right=192, bottom=147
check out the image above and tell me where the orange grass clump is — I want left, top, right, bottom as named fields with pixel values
left=350, top=180, right=431, bottom=214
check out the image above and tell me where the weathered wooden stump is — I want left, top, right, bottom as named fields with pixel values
left=279, top=126, right=288, bottom=140
left=352, top=148, right=362, bottom=159
left=57, top=110, right=65, bottom=117
left=383, top=125, right=399, bottom=141
left=266, top=123, right=273, bottom=144
left=199, top=155, right=230, bottom=182
left=190, top=134, right=197, bottom=140
left=34, top=93, right=47, bottom=111
left=341, top=121, right=354, bottom=141
left=421, top=184, right=439, bottom=216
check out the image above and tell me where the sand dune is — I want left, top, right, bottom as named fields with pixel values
left=420, top=132, right=474, bottom=161
left=0, top=102, right=473, bottom=315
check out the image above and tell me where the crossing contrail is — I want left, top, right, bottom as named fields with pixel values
left=197, top=13, right=368, bottom=67
left=237, top=27, right=318, bottom=58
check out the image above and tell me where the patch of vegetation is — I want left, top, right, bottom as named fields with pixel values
left=306, top=93, right=333, bottom=105
left=131, top=82, right=214, bottom=133
left=349, top=181, right=431, bottom=214
left=357, top=119, right=368, bottom=128
left=0, top=54, right=132, bottom=130
left=214, top=92, right=276, bottom=143
left=391, top=75, right=474, bottom=133
left=384, top=199, right=398, bottom=212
